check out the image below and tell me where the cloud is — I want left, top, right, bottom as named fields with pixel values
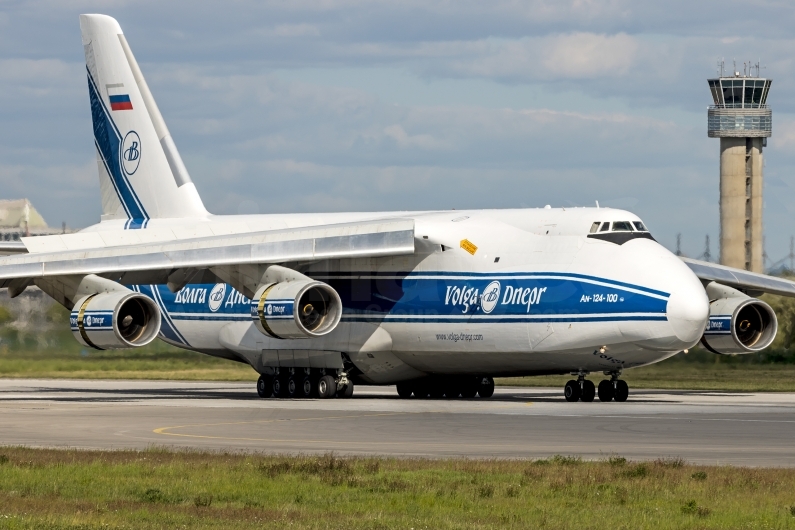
left=4, top=0, right=795, bottom=255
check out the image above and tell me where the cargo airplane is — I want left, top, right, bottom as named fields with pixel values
left=2, top=14, right=793, bottom=402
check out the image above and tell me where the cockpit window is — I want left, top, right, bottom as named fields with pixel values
left=589, top=222, right=600, bottom=234
left=611, top=221, right=633, bottom=232
left=633, top=221, right=647, bottom=232
left=599, top=222, right=610, bottom=232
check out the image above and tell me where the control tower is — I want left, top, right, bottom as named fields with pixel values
left=707, top=61, right=772, bottom=272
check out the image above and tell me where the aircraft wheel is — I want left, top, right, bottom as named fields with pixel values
left=317, top=375, right=337, bottom=399
left=429, top=384, right=445, bottom=399
left=564, top=380, right=580, bottom=402
left=272, top=376, right=286, bottom=398
left=477, top=376, right=495, bottom=398
left=396, top=382, right=413, bottom=399
left=581, top=380, right=596, bottom=402
left=337, top=381, right=354, bottom=398
left=597, top=380, right=614, bottom=402
left=299, top=375, right=313, bottom=398
left=256, top=374, right=272, bottom=398
left=444, top=380, right=462, bottom=399
left=287, top=376, right=299, bottom=398
left=614, top=380, right=629, bottom=402
left=460, top=378, right=478, bottom=398
left=413, top=382, right=430, bottom=399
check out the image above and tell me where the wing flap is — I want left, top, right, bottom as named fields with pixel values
left=0, top=218, right=415, bottom=284
left=682, top=257, right=795, bottom=297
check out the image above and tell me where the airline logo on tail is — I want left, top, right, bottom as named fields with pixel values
left=106, top=83, right=133, bottom=111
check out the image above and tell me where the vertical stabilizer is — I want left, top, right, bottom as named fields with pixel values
left=80, top=14, right=208, bottom=227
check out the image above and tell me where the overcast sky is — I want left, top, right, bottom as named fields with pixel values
left=2, top=0, right=795, bottom=262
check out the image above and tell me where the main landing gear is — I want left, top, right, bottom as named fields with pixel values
left=395, top=376, right=495, bottom=399
left=256, top=368, right=353, bottom=399
left=564, top=371, right=628, bottom=403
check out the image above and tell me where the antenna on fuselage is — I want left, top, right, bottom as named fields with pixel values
left=595, top=200, right=600, bottom=208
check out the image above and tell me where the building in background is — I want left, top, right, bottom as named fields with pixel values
left=0, top=199, right=69, bottom=241
left=707, top=61, right=772, bottom=272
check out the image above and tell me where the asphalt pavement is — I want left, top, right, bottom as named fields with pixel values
left=1, top=379, right=794, bottom=466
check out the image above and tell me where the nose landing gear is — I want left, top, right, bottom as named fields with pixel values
left=565, top=371, right=628, bottom=402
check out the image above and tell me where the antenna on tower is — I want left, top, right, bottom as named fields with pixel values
left=763, top=236, right=768, bottom=268
left=702, top=235, right=711, bottom=262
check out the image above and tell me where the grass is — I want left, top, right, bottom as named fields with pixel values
left=0, top=448, right=793, bottom=529
left=0, top=337, right=255, bottom=381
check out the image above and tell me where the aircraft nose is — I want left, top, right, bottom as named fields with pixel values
left=666, top=273, right=709, bottom=346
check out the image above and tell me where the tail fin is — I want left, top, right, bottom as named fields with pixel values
left=80, top=14, right=208, bottom=227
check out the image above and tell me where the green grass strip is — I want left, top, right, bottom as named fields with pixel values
left=0, top=448, right=793, bottom=529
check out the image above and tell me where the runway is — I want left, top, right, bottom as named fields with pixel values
left=1, top=379, right=794, bottom=466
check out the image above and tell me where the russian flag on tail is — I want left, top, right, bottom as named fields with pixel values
left=106, top=82, right=133, bottom=111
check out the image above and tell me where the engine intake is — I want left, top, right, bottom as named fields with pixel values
left=251, top=280, right=342, bottom=339
left=70, top=291, right=161, bottom=350
left=701, top=295, right=777, bottom=354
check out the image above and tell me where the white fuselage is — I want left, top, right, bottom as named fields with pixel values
left=81, top=206, right=710, bottom=384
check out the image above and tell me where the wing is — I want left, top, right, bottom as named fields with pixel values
left=0, top=242, right=28, bottom=256
left=682, top=257, right=795, bottom=297
left=0, top=218, right=415, bottom=288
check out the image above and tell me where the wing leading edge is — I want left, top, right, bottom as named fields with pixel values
left=0, top=218, right=415, bottom=288
left=682, top=257, right=795, bottom=298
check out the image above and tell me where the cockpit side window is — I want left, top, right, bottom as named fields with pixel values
left=633, top=221, right=648, bottom=232
left=599, top=222, right=610, bottom=232
left=611, top=221, right=633, bottom=232
left=589, top=222, right=600, bottom=233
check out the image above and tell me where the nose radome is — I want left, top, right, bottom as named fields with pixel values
left=666, top=283, right=709, bottom=346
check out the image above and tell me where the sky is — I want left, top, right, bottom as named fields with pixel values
left=2, top=0, right=795, bottom=263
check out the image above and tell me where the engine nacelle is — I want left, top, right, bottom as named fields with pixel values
left=251, top=280, right=342, bottom=339
left=70, top=291, right=161, bottom=350
left=701, top=294, right=777, bottom=354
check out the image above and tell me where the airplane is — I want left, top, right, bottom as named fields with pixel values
left=1, top=14, right=793, bottom=403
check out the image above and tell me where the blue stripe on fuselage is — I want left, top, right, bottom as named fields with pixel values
left=133, top=273, right=669, bottom=327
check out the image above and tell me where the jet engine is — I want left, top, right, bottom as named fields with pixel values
left=701, top=283, right=777, bottom=354
left=70, top=291, right=161, bottom=350
left=251, top=280, right=342, bottom=339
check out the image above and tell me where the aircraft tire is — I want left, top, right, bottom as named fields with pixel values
left=477, top=376, right=495, bottom=398
left=581, top=380, right=596, bottom=402
left=299, top=375, right=313, bottom=398
left=256, top=374, right=272, bottom=398
left=287, top=376, right=299, bottom=398
left=614, top=380, right=629, bottom=402
left=461, top=378, right=478, bottom=398
left=413, top=382, right=430, bottom=399
left=429, top=385, right=445, bottom=399
left=444, top=380, right=462, bottom=399
left=337, top=381, right=354, bottom=398
left=564, top=380, right=580, bottom=402
left=597, top=380, right=614, bottom=402
left=317, top=375, right=337, bottom=399
left=272, top=376, right=286, bottom=398
left=396, top=382, right=413, bottom=399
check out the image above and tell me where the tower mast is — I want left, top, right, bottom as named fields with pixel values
left=707, top=60, right=772, bottom=272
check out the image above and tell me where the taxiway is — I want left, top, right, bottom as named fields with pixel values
left=1, top=379, right=794, bottom=466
